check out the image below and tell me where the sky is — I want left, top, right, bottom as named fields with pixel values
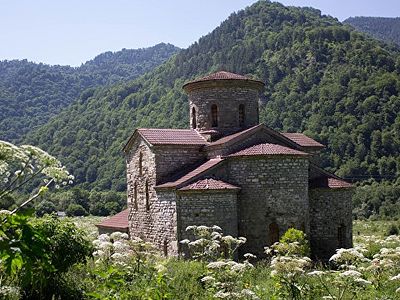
left=0, top=0, right=399, bottom=66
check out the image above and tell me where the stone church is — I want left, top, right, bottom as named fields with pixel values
left=123, top=71, right=354, bottom=260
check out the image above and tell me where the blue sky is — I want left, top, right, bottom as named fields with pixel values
left=0, top=0, right=399, bottom=66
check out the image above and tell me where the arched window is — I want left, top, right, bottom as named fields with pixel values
left=139, top=152, right=143, bottom=175
left=134, top=181, right=138, bottom=210
left=145, top=180, right=150, bottom=211
left=338, top=224, right=346, bottom=247
left=211, top=104, right=218, bottom=127
left=192, top=107, right=197, bottom=129
left=239, top=104, right=245, bottom=127
left=269, top=222, right=279, bottom=245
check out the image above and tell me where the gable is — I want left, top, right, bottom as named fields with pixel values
left=205, top=124, right=321, bottom=157
left=123, top=128, right=207, bottom=153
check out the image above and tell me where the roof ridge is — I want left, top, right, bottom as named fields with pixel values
left=155, top=157, right=224, bottom=189
left=228, top=142, right=308, bottom=157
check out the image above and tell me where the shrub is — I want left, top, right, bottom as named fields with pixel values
left=268, top=228, right=311, bottom=257
left=35, top=200, right=57, bottom=217
left=0, top=212, right=92, bottom=299
left=66, top=203, right=88, bottom=216
left=386, top=224, right=399, bottom=236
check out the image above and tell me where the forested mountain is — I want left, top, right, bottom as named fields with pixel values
left=344, top=17, right=400, bottom=46
left=0, top=43, right=179, bottom=142
left=25, top=0, right=400, bottom=192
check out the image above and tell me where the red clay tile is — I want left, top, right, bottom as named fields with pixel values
left=281, top=133, right=325, bottom=148
left=138, top=128, right=207, bottom=146
left=310, top=177, right=353, bottom=189
left=183, top=71, right=264, bottom=86
left=229, top=143, right=308, bottom=157
left=179, top=178, right=240, bottom=191
left=96, top=209, right=129, bottom=230
left=156, top=158, right=224, bottom=188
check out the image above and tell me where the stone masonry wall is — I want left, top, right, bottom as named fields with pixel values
left=225, top=156, right=309, bottom=257
left=189, top=87, right=259, bottom=135
left=154, top=146, right=206, bottom=184
left=177, top=190, right=238, bottom=253
left=309, top=188, right=354, bottom=260
left=126, top=139, right=178, bottom=256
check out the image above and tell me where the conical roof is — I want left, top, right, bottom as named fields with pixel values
left=183, top=70, right=264, bottom=91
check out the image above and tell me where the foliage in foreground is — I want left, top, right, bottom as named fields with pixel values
left=0, top=212, right=92, bottom=299
left=3, top=219, right=400, bottom=299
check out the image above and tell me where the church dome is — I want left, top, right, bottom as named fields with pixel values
left=183, top=71, right=264, bottom=92
left=183, top=71, right=264, bottom=140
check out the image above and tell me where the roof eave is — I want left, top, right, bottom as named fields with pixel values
left=123, top=129, right=154, bottom=153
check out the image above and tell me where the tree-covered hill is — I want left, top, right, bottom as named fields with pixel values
left=344, top=17, right=400, bottom=46
left=25, top=0, right=400, bottom=191
left=0, top=43, right=180, bottom=142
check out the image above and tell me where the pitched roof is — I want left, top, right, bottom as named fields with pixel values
left=310, top=177, right=353, bottom=189
left=281, top=133, right=324, bottom=148
left=96, top=209, right=129, bottom=231
left=206, top=124, right=320, bottom=152
left=309, top=163, right=353, bottom=189
left=179, top=178, right=240, bottom=191
left=138, top=128, right=207, bottom=145
left=207, top=125, right=262, bottom=147
left=124, top=128, right=208, bottom=152
left=156, top=158, right=224, bottom=189
left=229, top=143, right=308, bottom=157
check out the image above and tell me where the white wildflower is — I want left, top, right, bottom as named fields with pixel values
left=155, top=264, right=167, bottom=274
left=354, top=278, right=372, bottom=286
left=339, top=270, right=362, bottom=278
left=186, top=225, right=196, bottom=231
left=110, top=231, right=123, bottom=240
left=390, top=274, right=400, bottom=281
left=308, top=270, right=325, bottom=277
left=207, top=261, right=227, bottom=269
left=98, top=241, right=113, bottom=250
left=93, top=250, right=105, bottom=257
left=98, top=234, right=110, bottom=242
left=214, top=291, right=231, bottom=299
left=201, top=275, right=215, bottom=282
left=111, top=253, right=124, bottom=260
left=244, top=253, right=257, bottom=259
left=212, top=225, right=222, bottom=231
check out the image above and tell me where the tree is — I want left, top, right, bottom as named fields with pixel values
left=35, top=200, right=57, bottom=217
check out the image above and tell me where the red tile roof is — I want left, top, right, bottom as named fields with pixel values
left=207, top=125, right=262, bottom=147
left=229, top=143, right=308, bottom=157
left=193, top=71, right=251, bottom=81
left=179, top=178, right=240, bottom=191
left=96, top=209, right=129, bottom=231
left=281, top=133, right=324, bottom=148
left=156, top=158, right=224, bottom=189
left=310, top=177, right=353, bottom=189
left=327, top=178, right=353, bottom=188
left=138, top=128, right=207, bottom=146
left=183, top=71, right=264, bottom=89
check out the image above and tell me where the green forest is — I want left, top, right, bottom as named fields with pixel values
left=20, top=1, right=400, bottom=217
left=345, top=17, right=400, bottom=46
left=0, top=43, right=179, bottom=142
left=0, top=1, right=399, bottom=218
